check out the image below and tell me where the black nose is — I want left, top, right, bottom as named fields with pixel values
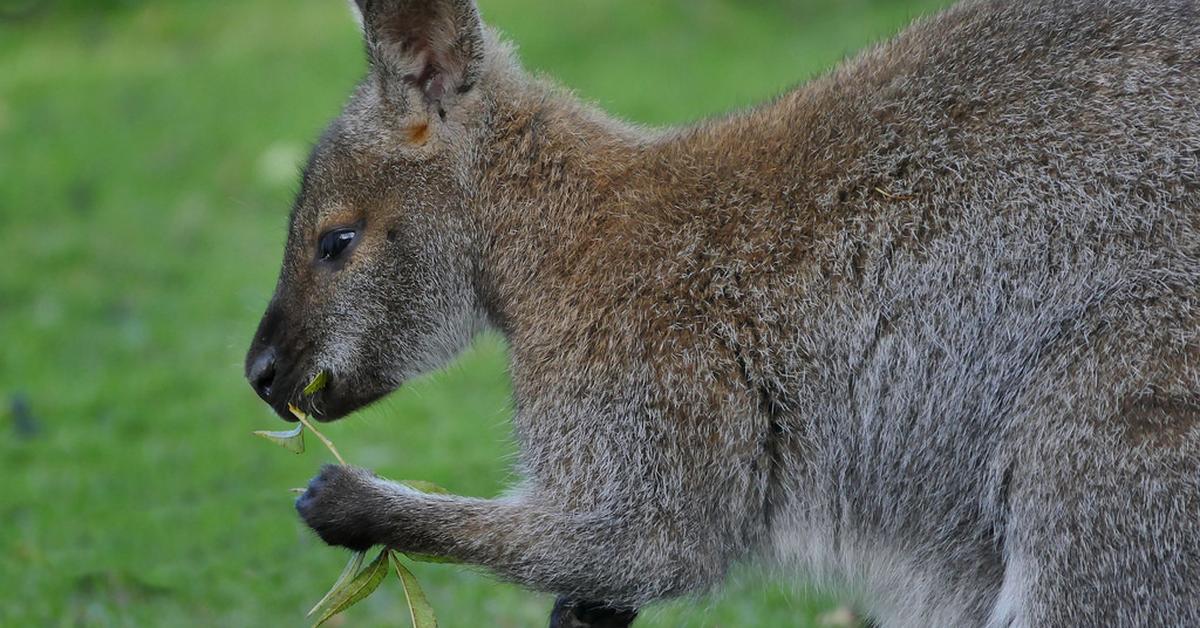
left=247, top=347, right=278, bottom=401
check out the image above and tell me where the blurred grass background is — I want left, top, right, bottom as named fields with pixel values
left=1, top=0, right=952, bottom=625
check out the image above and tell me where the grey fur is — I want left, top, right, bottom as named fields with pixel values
left=250, top=0, right=1200, bottom=625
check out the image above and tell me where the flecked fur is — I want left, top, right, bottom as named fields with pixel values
left=247, top=0, right=1200, bottom=624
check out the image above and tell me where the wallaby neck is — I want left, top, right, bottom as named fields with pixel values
left=471, top=72, right=657, bottom=333
left=469, top=63, right=840, bottom=340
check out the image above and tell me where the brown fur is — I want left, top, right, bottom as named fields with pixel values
left=249, top=1, right=1200, bottom=624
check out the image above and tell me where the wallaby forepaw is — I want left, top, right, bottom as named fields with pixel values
left=296, top=463, right=383, bottom=552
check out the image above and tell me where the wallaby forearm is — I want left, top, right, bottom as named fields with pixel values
left=297, top=466, right=728, bottom=605
left=383, top=488, right=727, bottom=604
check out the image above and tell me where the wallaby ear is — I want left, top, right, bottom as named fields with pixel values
left=353, top=0, right=485, bottom=115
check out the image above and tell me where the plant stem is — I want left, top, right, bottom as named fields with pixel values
left=289, top=404, right=348, bottom=465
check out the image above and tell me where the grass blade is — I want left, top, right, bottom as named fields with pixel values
left=390, top=551, right=438, bottom=628
left=310, top=549, right=390, bottom=627
left=252, top=423, right=304, bottom=454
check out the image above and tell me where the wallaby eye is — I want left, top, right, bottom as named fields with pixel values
left=318, top=228, right=357, bottom=262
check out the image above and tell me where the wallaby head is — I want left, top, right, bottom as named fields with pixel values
left=245, top=0, right=495, bottom=421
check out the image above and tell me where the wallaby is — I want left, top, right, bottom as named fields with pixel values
left=245, top=0, right=1200, bottom=625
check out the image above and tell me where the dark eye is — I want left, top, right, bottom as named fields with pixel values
left=318, top=228, right=356, bottom=262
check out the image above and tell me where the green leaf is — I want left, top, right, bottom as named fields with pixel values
left=307, top=551, right=365, bottom=618
left=400, top=480, right=452, bottom=496
left=310, top=549, right=390, bottom=627
left=390, top=551, right=438, bottom=628
left=402, top=552, right=462, bottom=565
left=303, top=371, right=329, bottom=396
left=252, top=423, right=304, bottom=454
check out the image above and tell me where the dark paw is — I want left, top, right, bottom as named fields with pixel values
left=549, top=598, right=638, bottom=628
left=295, top=464, right=382, bottom=552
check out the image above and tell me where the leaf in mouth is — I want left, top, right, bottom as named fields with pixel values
left=303, top=371, right=329, bottom=396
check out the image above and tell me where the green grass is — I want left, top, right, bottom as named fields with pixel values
left=0, top=0, right=952, bottom=625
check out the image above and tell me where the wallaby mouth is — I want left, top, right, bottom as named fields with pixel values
left=289, top=371, right=398, bottom=425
